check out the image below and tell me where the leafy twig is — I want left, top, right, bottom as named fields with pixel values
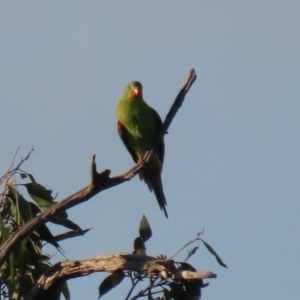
left=169, top=229, right=205, bottom=260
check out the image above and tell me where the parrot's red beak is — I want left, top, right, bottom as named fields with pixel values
left=130, top=86, right=139, bottom=99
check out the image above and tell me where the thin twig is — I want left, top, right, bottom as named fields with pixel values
left=125, top=276, right=143, bottom=300
left=4, top=147, right=20, bottom=177
left=130, top=281, right=166, bottom=300
left=0, top=148, right=34, bottom=184
left=0, top=148, right=34, bottom=201
left=169, top=229, right=205, bottom=260
left=8, top=148, right=34, bottom=179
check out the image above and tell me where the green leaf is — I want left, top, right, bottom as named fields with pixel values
left=189, top=246, right=199, bottom=256
left=179, top=262, right=196, bottom=272
left=98, top=271, right=125, bottom=298
left=60, top=281, right=70, bottom=300
left=29, top=196, right=81, bottom=233
left=133, top=237, right=146, bottom=255
left=9, top=252, right=15, bottom=287
left=54, top=228, right=91, bottom=242
left=139, top=214, right=152, bottom=241
left=6, top=186, right=21, bottom=225
left=35, top=223, right=61, bottom=250
left=27, top=173, right=37, bottom=183
left=24, top=182, right=54, bottom=208
left=16, top=191, right=33, bottom=224
left=29, top=202, right=42, bottom=216
left=20, top=173, right=27, bottom=179
left=185, top=246, right=199, bottom=262
left=184, top=280, right=202, bottom=300
left=201, top=239, right=227, bottom=268
left=50, top=217, right=82, bottom=231
left=22, top=239, right=42, bottom=266
left=0, top=213, right=9, bottom=244
left=7, top=186, right=34, bottom=225
left=23, top=182, right=67, bottom=218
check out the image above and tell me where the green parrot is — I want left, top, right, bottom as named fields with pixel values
left=116, top=81, right=168, bottom=218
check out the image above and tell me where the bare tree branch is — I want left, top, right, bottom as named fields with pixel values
left=0, top=147, right=34, bottom=198
left=0, top=69, right=197, bottom=267
left=24, top=253, right=215, bottom=300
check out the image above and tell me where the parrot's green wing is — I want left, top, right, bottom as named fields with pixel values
left=149, top=107, right=165, bottom=166
left=117, top=107, right=164, bottom=165
left=116, top=81, right=168, bottom=218
left=117, top=121, right=138, bottom=163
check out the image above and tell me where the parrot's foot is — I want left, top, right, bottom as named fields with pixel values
left=137, top=157, right=147, bottom=168
left=124, top=172, right=135, bottom=180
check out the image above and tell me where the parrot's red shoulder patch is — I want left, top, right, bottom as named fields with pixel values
left=117, top=120, right=123, bottom=133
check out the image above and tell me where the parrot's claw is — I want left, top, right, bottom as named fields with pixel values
left=124, top=172, right=135, bottom=180
left=138, top=157, right=147, bottom=168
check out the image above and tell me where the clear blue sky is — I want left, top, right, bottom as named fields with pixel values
left=1, top=1, right=299, bottom=299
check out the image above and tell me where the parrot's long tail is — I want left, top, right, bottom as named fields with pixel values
left=139, top=170, right=168, bottom=218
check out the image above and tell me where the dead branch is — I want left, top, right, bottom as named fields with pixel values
left=24, top=253, right=215, bottom=300
left=0, top=69, right=197, bottom=267
left=0, top=148, right=34, bottom=199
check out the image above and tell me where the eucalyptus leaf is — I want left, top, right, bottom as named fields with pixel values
left=98, top=271, right=125, bottom=298
left=0, top=213, right=9, bottom=244
left=15, top=190, right=33, bottom=224
left=139, top=214, right=152, bottom=241
left=60, top=281, right=70, bottom=300
left=133, top=237, right=146, bottom=255
left=23, top=182, right=67, bottom=219
left=24, top=182, right=54, bottom=209
left=202, top=239, right=227, bottom=268
left=179, top=262, right=196, bottom=272
left=35, top=223, right=61, bottom=250
left=6, top=187, right=21, bottom=225
left=50, top=217, right=82, bottom=231
left=54, top=228, right=91, bottom=242
left=29, top=202, right=42, bottom=216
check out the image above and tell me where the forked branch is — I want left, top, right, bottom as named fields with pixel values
left=0, top=69, right=197, bottom=267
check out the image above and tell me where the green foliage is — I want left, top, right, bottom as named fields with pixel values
left=98, top=215, right=226, bottom=299
left=54, top=228, right=91, bottom=242
left=139, top=214, right=152, bottom=242
left=1, top=149, right=225, bottom=300
left=60, top=281, right=71, bottom=300
left=183, top=231, right=227, bottom=269
left=133, top=237, right=146, bottom=255
left=166, top=263, right=203, bottom=300
left=22, top=173, right=67, bottom=219
left=201, top=240, right=227, bottom=268
left=98, top=271, right=125, bottom=299
left=0, top=160, right=84, bottom=300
